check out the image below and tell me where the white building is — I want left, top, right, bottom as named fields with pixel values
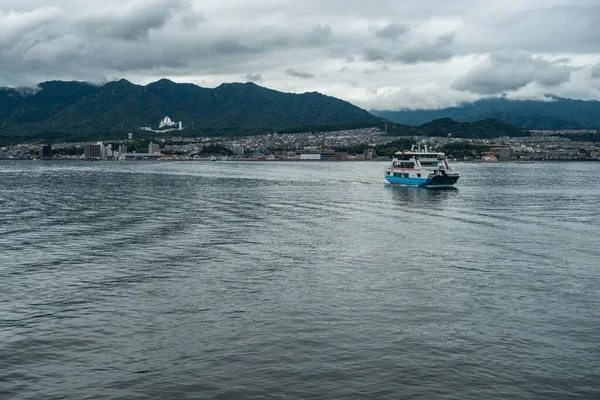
left=159, top=116, right=176, bottom=128
left=298, top=153, right=321, bottom=160
left=104, top=144, right=113, bottom=159
left=148, top=143, right=160, bottom=154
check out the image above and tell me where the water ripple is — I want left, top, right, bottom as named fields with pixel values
left=1, top=160, right=600, bottom=399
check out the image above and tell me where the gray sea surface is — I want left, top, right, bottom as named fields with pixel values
left=1, top=160, right=599, bottom=399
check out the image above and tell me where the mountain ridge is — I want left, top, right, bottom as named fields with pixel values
left=372, top=97, right=600, bottom=130
left=0, top=79, right=380, bottom=144
left=384, top=117, right=528, bottom=139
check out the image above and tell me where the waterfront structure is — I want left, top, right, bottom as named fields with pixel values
left=489, top=147, right=512, bottom=161
left=334, top=152, right=348, bottom=160
left=296, top=149, right=335, bottom=161
left=104, top=144, right=113, bottom=159
left=84, top=142, right=104, bottom=159
left=121, top=153, right=162, bottom=160
left=148, top=143, right=160, bottom=154
left=232, top=146, right=245, bottom=156
left=298, top=153, right=320, bottom=160
left=118, top=145, right=127, bottom=154
left=39, top=144, right=52, bottom=159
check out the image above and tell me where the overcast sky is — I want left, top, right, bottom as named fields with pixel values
left=2, top=0, right=600, bottom=109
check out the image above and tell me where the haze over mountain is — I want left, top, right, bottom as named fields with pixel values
left=372, top=97, right=600, bottom=130
left=0, top=79, right=380, bottom=144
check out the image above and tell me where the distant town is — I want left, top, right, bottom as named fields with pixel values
left=1, top=126, right=599, bottom=162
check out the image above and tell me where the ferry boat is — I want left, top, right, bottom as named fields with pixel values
left=384, top=144, right=460, bottom=188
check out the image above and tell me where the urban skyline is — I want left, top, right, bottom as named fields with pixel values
left=3, top=127, right=599, bottom=162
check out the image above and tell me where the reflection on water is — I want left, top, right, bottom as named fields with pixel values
left=387, top=184, right=457, bottom=206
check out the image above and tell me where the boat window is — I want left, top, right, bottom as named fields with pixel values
left=417, top=174, right=421, bottom=177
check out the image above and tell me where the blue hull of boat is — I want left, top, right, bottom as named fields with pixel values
left=385, top=175, right=459, bottom=187
left=384, top=176, right=428, bottom=186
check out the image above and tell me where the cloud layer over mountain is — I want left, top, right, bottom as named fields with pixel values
left=2, top=0, right=600, bottom=109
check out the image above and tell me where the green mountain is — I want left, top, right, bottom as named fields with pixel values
left=384, top=117, right=527, bottom=138
left=372, top=96, right=600, bottom=129
left=0, top=79, right=380, bottom=144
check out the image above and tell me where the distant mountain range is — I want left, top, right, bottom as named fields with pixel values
left=266, top=117, right=526, bottom=139
left=372, top=97, right=600, bottom=130
left=0, top=79, right=380, bottom=144
left=0, top=79, right=536, bottom=146
left=384, top=117, right=527, bottom=138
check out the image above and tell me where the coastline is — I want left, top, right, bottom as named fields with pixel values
left=2, top=158, right=600, bottom=163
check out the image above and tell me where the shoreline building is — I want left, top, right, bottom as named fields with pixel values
left=84, top=142, right=104, bottom=159
left=39, top=144, right=52, bottom=159
left=295, top=149, right=335, bottom=161
left=148, top=143, right=160, bottom=154
left=83, top=142, right=113, bottom=159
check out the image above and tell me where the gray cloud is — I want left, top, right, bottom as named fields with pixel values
left=181, top=11, right=205, bottom=29
left=285, top=69, right=314, bottom=79
left=468, top=5, right=600, bottom=54
left=246, top=73, right=262, bottom=82
left=0, top=85, right=42, bottom=96
left=393, top=32, right=455, bottom=64
left=1, top=0, right=600, bottom=109
left=207, top=40, right=260, bottom=55
left=363, top=48, right=387, bottom=62
left=79, top=0, right=186, bottom=41
left=453, top=52, right=572, bottom=95
left=307, top=24, right=333, bottom=44
left=363, top=32, right=455, bottom=64
left=374, top=23, right=409, bottom=40
left=592, top=64, right=600, bottom=79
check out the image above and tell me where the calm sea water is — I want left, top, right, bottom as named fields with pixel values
left=1, top=160, right=599, bottom=399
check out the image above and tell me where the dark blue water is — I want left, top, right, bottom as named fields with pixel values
left=1, top=161, right=599, bottom=399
